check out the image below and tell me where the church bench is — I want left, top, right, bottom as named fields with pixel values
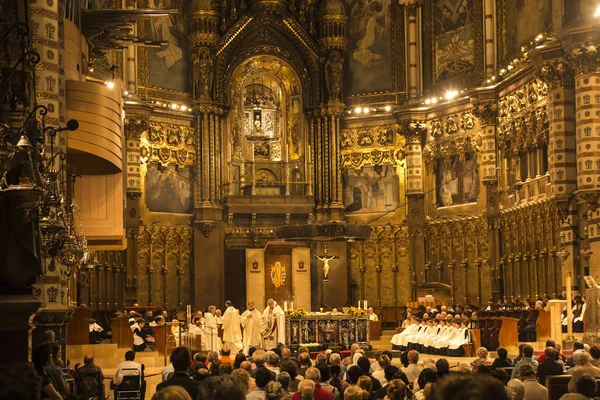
left=546, top=375, right=570, bottom=400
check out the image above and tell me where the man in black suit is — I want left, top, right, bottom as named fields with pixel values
left=156, top=347, right=200, bottom=399
left=536, top=347, right=564, bottom=385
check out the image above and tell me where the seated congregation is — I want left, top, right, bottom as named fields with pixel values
left=11, top=333, right=600, bottom=400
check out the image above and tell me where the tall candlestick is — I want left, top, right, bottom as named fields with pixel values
left=284, top=301, right=288, bottom=312
left=358, top=300, right=361, bottom=309
left=566, top=272, right=573, bottom=336
left=364, top=300, right=367, bottom=310
left=291, top=302, right=294, bottom=311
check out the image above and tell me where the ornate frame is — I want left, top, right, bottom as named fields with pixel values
left=344, top=0, right=406, bottom=106
left=136, top=20, right=191, bottom=104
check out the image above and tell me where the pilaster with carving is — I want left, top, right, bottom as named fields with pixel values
left=538, top=60, right=576, bottom=199
left=312, top=106, right=345, bottom=221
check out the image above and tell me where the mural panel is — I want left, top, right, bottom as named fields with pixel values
left=436, top=153, right=479, bottom=207
left=502, top=0, right=551, bottom=62
left=344, top=0, right=394, bottom=95
left=145, top=163, right=193, bottom=214
left=423, top=0, right=483, bottom=90
left=139, top=0, right=189, bottom=95
left=343, top=165, right=399, bottom=214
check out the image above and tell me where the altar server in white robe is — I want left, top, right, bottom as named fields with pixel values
left=222, top=300, right=243, bottom=354
left=406, top=319, right=427, bottom=348
left=241, top=301, right=262, bottom=354
left=435, top=319, right=461, bottom=349
left=391, top=318, right=418, bottom=348
left=203, top=306, right=221, bottom=352
left=448, top=320, right=471, bottom=355
left=422, top=320, right=442, bottom=349
left=262, top=298, right=285, bottom=350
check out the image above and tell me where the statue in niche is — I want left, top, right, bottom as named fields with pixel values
left=232, top=121, right=242, bottom=159
left=193, top=47, right=213, bottom=99
left=325, top=51, right=344, bottom=102
left=289, top=119, right=300, bottom=159
left=253, top=113, right=263, bottom=135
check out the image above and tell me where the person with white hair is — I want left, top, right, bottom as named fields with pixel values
left=567, top=350, right=600, bottom=392
left=506, top=379, right=525, bottom=400
left=262, top=299, right=285, bottom=350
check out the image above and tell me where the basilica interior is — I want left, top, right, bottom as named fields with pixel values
left=1, top=0, right=600, bottom=367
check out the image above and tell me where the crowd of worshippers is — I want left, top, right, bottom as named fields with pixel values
left=9, top=337, right=600, bottom=400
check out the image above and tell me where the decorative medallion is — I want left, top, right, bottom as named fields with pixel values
left=270, top=261, right=286, bottom=288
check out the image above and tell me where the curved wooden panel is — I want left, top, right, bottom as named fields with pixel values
left=66, top=79, right=123, bottom=171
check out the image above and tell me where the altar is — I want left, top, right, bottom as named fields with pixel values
left=286, top=313, right=370, bottom=350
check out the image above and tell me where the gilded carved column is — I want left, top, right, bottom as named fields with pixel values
left=404, top=119, right=426, bottom=298
left=571, top=47, right=600, bottom=290
left=312, top=106, right=345, bottom=221
left=538, top=60, right=578, bottom=294
left=402, top=1, right=423, bottom=100
left=317, top=3, right=347, bottom=222
left=483, top=0, right=496, bottom=77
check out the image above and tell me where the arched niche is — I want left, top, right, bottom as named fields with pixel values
left=226, top=55, right=307, bottom=197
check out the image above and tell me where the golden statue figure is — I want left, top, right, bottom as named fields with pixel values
left=325, top=51, right=344, bottom=102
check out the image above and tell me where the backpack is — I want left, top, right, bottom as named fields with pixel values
left=78, top=373, right=100, bottom=399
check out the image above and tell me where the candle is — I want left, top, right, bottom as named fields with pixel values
left=364, top=300, right=368, bottom=309
left=291, top=302, right=294, bottom=311
left=358, top=300, right=361, bottom=309
left=284, top=301, right=288, bottom=312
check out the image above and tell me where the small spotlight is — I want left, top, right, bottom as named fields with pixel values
left=180, top=105, right=187, bottom=111
left=425, top=99, right=431, bottom=105
left=507, top=64, right=514, bottom=71
left=431, top=97, right=438, bottom=104
left=171, top=103, right=177, bottom=109
left=354, top=107, right=362, bottom=114
left=124, top=90, right=129, bottom=95
left=596, top=5, right=600, bottom=17
left=444, top=90, right=458, bottom=101
left=499, top=68, right=507, bottom=75
left=384, top=105, right=391, bottom=112
left=107, top=81, right=115, bottom=89
left=363, top=108, right=370, bottom=114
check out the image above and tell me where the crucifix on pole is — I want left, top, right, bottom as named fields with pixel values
left=314, top=245, right=339, bottom=282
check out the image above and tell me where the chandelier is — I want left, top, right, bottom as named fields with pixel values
left=0, top=20, right=90, bottom=292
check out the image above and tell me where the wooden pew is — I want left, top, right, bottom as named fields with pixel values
left=111, top=315, right=133, bottom=349
left=499, top=317, right=519, bottom=349
left=67, top=306, right=91, bottom=345
left=369, top=320, right=381, bottom=340
left=536, top=310, right=551, bottom=342
left=154, top=324, right=167, bottom=356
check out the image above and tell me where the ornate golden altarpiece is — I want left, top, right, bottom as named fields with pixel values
left=286, top=313, right=370, bottom=350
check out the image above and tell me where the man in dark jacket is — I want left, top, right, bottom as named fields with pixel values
left=536, top=347, right=564, bottom=385
left=156, top=347, right=200, bottom=399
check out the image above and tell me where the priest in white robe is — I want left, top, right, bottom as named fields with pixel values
left=262, top=298, right=285, bottom=350
left=241, top=301, right=262, bottom=354
left=203, top=306, right=221, bottom=352
left=222, top=300, right=243, bottom=354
